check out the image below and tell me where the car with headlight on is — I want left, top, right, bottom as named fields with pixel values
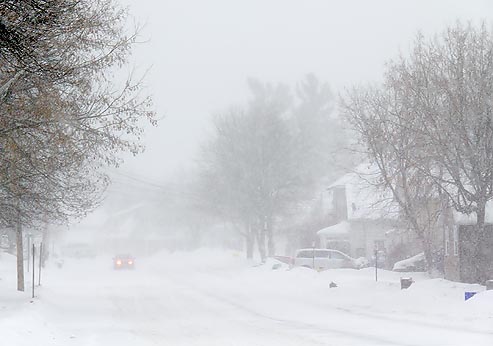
left=113, top=254, right=135, bottom=270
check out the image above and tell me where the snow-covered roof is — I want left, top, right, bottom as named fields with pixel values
left=327, top=171, right=357, bottom=189
left=327, top=163, right=399, bottom=220
left=452, top=200, right=493, bottom=225
left=384, top=228, right=403, bottom=236
left=317, top=221, right=350, bottom=239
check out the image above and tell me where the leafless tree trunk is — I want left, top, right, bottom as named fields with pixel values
left=245, top=223, right=254, bottom=259
left=15, top=215, right=24, bottom=292
left=266, top=218, right=275, bottom=257
left=246, top=237, right=254, bottom=259
left=0, top=0, right=155, bottom=292
left=255, top=228, right=267, bottom=263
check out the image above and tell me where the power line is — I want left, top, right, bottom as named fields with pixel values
left=107, top=169, right=168, bottom=190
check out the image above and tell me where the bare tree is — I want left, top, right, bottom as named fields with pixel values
left=197, top=80, right=303, bottom=260
left=344, top=22, right=493, bottom=281
left=0, top=0, right=154, bottom=291
left=0, top=0, right=136, bottom=100
left=342, top=86, right=442, bottom=270
left=197, top=76, right=354, bottom=259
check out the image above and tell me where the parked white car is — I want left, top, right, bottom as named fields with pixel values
left=293, top=248, right=361, bottom=270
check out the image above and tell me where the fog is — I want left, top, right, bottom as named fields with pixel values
left=69, top=0, right=493, bottom=254
left=119, top=0, right=493, bottom=178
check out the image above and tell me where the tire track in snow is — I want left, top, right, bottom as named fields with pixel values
left=167, top=274, right=421, bottom=346
left=167, top=270, right=493, bottom=346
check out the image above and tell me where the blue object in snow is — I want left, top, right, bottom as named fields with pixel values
left=464, top=291, right=478, bottom=301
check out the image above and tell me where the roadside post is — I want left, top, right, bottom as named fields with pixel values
left=32, top=243, right=35, bottom=298
left=27, top=234, right=31, bottom=272
left=312, top=241, right=316, bottom=270
left=374, top=247, right=378, bottom=282
left=400, top=277, right=413, bottom=289
left=38, top=242, right=43, bottom=286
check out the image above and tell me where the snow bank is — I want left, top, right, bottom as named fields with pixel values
left=1, top=248, right=492, bottom=346
left=466, top=290, right=493, bottom=306
left=392, top=252, right=425, bottom=271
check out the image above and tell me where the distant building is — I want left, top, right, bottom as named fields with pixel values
left=317, top=164, right=421, bottom=267
left=315, top=164, right=493, bottom=282
left=442, top=203, right=493, bottom=283
left=98, top=203, right=188, bottom=255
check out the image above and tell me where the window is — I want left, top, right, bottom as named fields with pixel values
left=296, top=250, right=312, bottom=258
left=296, top=250, right=331, bottom=258
left=314, top=250, right=330, bottom=258
left=329, top=251, right=346, bottom=260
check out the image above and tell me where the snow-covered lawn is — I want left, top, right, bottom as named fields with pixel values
left=0, top=249, right=492, bottom=345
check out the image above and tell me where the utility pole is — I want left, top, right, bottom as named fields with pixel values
left=374, top=247, right=378, bottom=282
left=312, top=241, right=316, bottom=270
left=27, top=234, right=31, bottom=272
left=38, top=242, right=43, bottom=286
left=32, top=243, right=35, bottom=298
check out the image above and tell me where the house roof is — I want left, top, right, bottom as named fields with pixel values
left=327, top=163, right=377, bottom=189
left=317, top=221, right=350, bottom=238
left=327, top=163, right=399, bottom=220
left=453, top=200, right=493, bottom=225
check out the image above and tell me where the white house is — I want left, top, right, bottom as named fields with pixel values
left=317, top=164, right=420, bottom=265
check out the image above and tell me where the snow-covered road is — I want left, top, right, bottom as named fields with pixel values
left=1, top=250, right=492, bottom=345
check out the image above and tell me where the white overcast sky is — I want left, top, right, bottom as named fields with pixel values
left=116, top=0, right=493, bottom=182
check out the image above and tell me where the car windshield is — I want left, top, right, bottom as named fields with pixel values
left=296, top=250, right=330, bottom=258
left=330, top=251, right=347, bottom=260
left=1, top=1, right=491, bottom=345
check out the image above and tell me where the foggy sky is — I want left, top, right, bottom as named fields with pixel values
left=116, top=0, right=493, bottom=182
